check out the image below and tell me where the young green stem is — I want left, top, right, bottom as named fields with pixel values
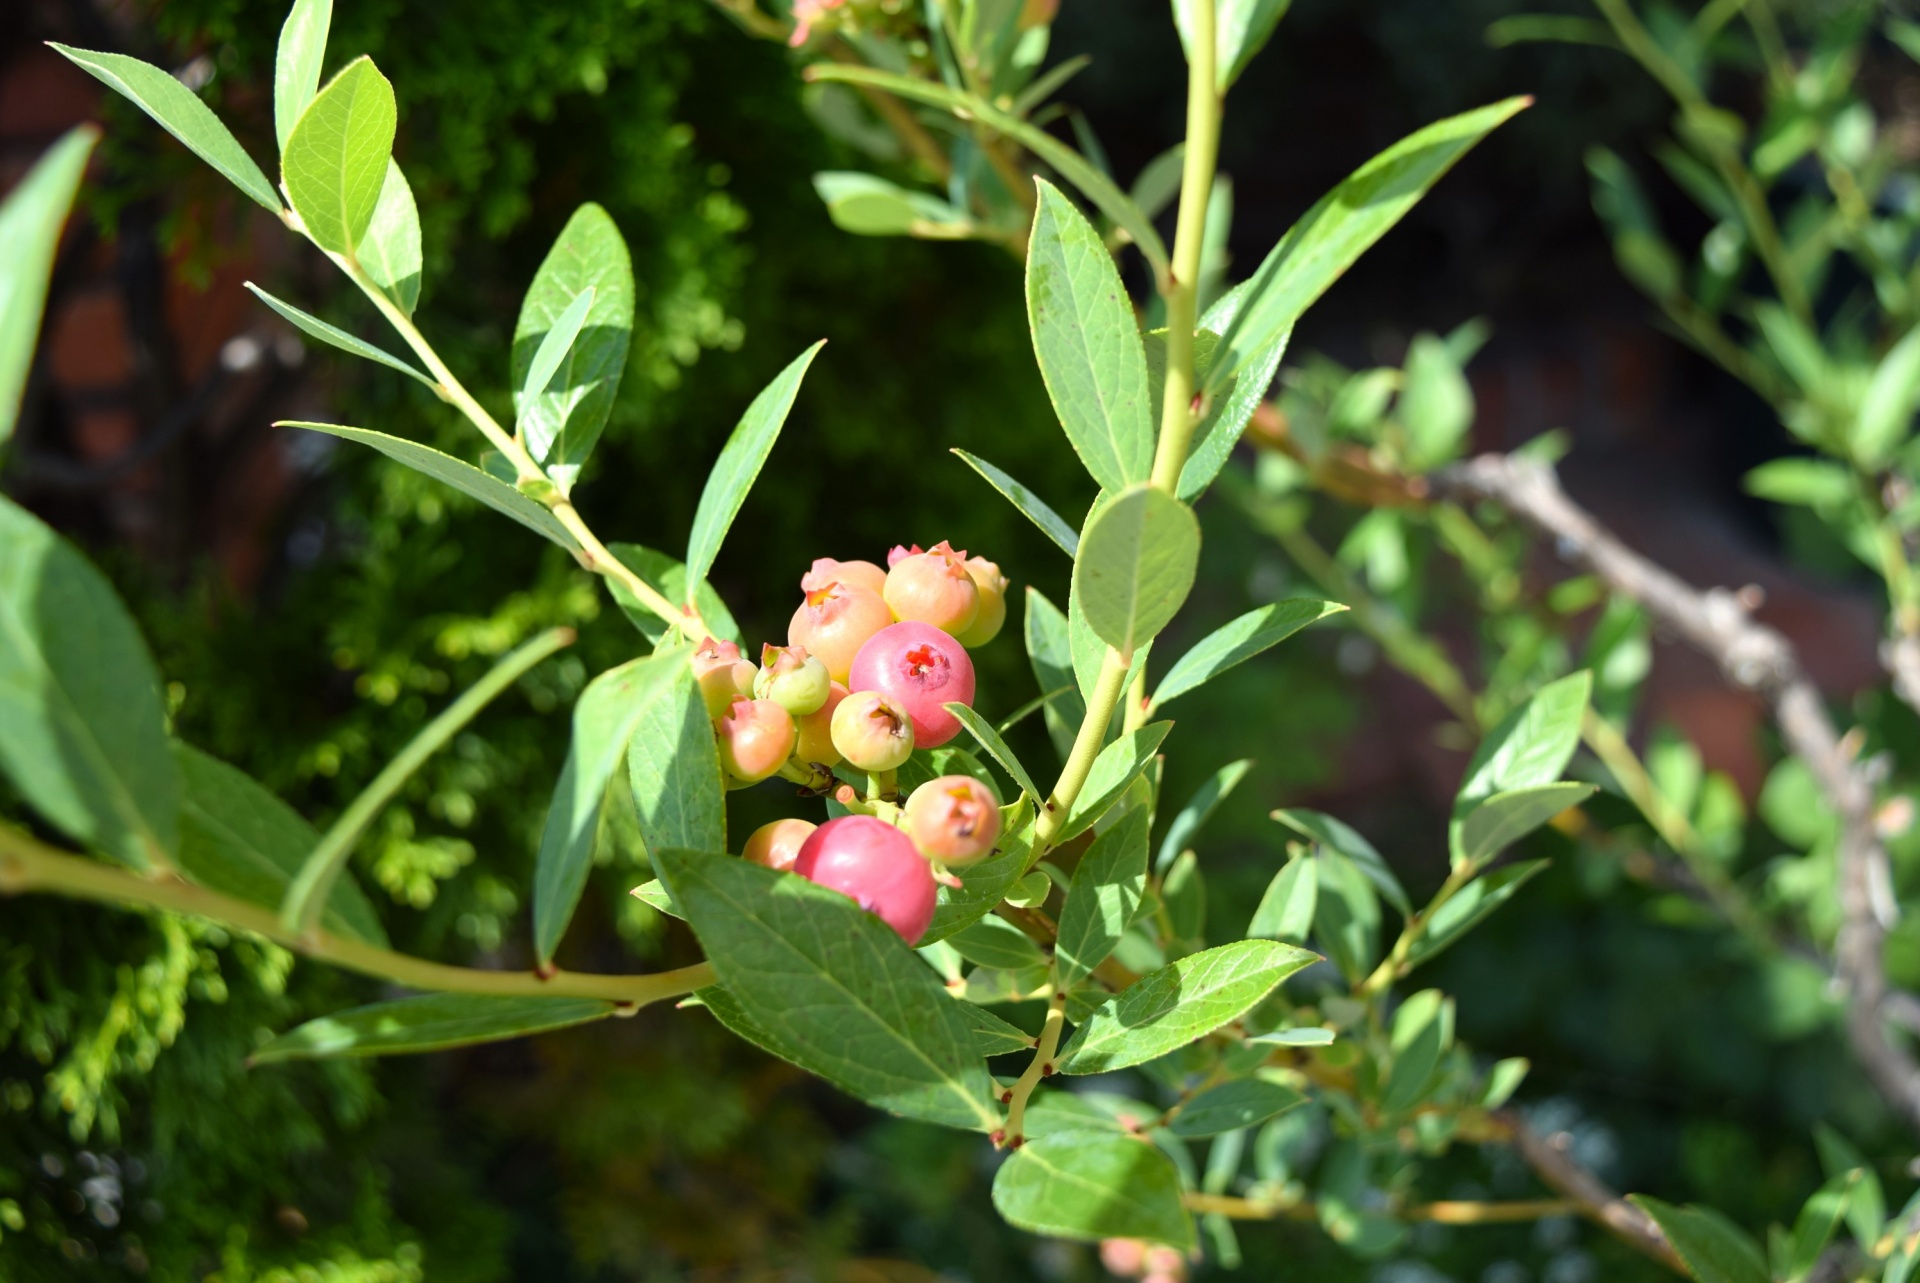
left=0, top=824, right=714, bottom=1005
left=1360, top=862, right=1474, bottom=995
left=1035, top=649, right=1131, bottom=849
left=280, top=626, right=575, bottom=937
left=1001, top=975, right=1067, bottom=1145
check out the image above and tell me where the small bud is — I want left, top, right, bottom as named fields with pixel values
left=830, top=690, right=915, bottom=772
left=742, top=817, right=817, bottom=872
left=794, top=815, right=936, bottom=943
left=954, top=556, right=1010, bottom=647
left=883, top=540, right=980, bottom=635
left=793, top=680, right=850, bottom=767
left=691, top=637, right=754, bottom=719
left=847, top=621, right=976, bottom=749
left=903, top=774, right=1003, bottom=865
left=789, top=581, right=893, bottom=683
left=753, top=643, right=832, bottom=715
left=717, top=697, right=797, bottom=784
left=801, top=556, right=886, bottom=597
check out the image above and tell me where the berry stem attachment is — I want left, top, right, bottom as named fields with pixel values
left=1001, top=968, right=1067, bottom=1147
left=1035, top=649, right=1131, bottom=850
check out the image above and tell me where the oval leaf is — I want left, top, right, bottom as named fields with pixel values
left=1073, top=485, right=1200, bottom=653
left=251, top=993, right=614, bottom=1065
left=949, top=915, right=1048, bottom=972
left=0, top=126, right=96, bottom=440
left=273, top=0, right=333, bottom=153
left=359, top=158, right=422, bottom=314
left=282, top=56, right=396, bottom=256
left=1170, top=1077, right=1306, bottom=1138
left=1058, top=722, right=1172, bottom=843
left=1055, top=804, right=1150, bottom=987
left=993, top=1130, right=1195, bottom=1249
left=1457, top=782, right=1594, bottom=869
left=627, top=662, right=725, bottom=861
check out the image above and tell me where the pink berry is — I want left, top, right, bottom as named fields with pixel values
left=717, top=696, right=796, bottom=784
left=830, top=690, right=915, bottom=772
left=1100, top=1239, right=1148, bottom=1276
left=883, top=540, right=979, bottom=636
left=742, top=817, right=816, bottom=872
left=801, top=556, right=887, bottom=597
left=753, top=643, right=832, bottom=715
left=847, top=621, right=976, bottom=749
left=794, top=815, right=937, bottom=944
left=794, top=680, right=849, bottom=767
left=790, top=581, right=893, bottom=684
left=691, top=637, right=755, bottom=719
left=903, top=774, right=1003, bottom=865
left=954, top=556, right=1009, bottom=648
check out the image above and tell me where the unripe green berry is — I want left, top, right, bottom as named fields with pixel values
left=903, top=774, right=1002, bottom=865
left=717, top=696, right=797, bottom=784
left=753, top=643, right=832, bottom=715
left=883, top=540, right=980, bottom=636
left=830, top=690, right=915, bottom=772
left=954, top=556, right=1009, bottom=647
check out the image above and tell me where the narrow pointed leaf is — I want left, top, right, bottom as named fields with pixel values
left=654, top=847, right=1000, bottom=1130
left=245, top=283, right=434, bottom=386
left=1058, top=723, right=1172, bottom=843
left=1170, top=1077, right=1305, bottom=1137
left=0, top=126, right=95, bottom=441
left=1073, top=485, right=1201, bottom=653
left=1405, top=859, right=1549, bottom=969
left=951, top=449, right=1078, bottom=556
left=684, top=341, right=825, bottom=593
left=606, top=543, right=739, bottom=647
left=1157, top=759, right=1254, bottom=874
left=51, top=46, right=281, bottom=213
left=1025, top=588, right=1086, bottom=761
left=1056, top=805, right=1150, bottom=986
left=510, top=204, right=635, bottom=486
left=281, top=423, right=579, bottom=550
left=0, top=496, right=176, bottom=868
left=1247, top=857, right=1316, bottom=943
left=359, top=158, right=421, bottom=313
left=176, top=743, right=385, bottom=946
left=1152, top=599, right=1345, bottom=711
left=273, top=0, right=333, bottom=152
left=1059, top=940, right=1317, bottom=1074
left=958, top=1001, right=1035, bottom=1056
left=1626, top=1196, right=1769, bottom=1283
left=627, top=661, right=725, bottom=858
left=517, top=285, right=596, bottom=427
left=949, top=916, right=1047, bottom=972
left=282, top=56, right=395, bottom=256
left=944, top=702, right=1042, bottom=802
left=1273, top=808, right=1409, bottom=914
left=1456, top=671, right=1593, bottom=809
left=1027, top=181, right=1154, bottom=495
left=993, top=1130, right=1195, bottom=1249
left=1210, top=97, right=1528, bottom=390
left=1457, top=782, right=1593, bottom=868
left=251, top=994, right=614, bottom=1064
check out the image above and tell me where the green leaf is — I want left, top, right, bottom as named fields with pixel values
left=510, top=204, right=636, bottom=489
left=957, top=1000, right=1034, bottom=1056
left=1056, top=805, right=1151, bottom=986
left=629, top=878, right=679, bottom=919
left=1156, top=758, right=1253, bottom=873
left=281, top=423, right=580, bottom=551
left=1405, top=859, right=1549, bottom=969
left=951, top=449, right=1078, bottom=556
left=1248, top=856, right=1316, bottom=942
left=244, top=283, right=434, bottom=387
left=1787, top=1171, right=1860, bottom=1281
left=0, top=496, right=176, bottom=868
left=1059, top=940, right=1316, bottom=1074
left=1745, top=458, right=1854, bottom=511
left=1855, top=326, right=1920, bottom=466
left=1058, top=723, right=1172, bottom=843
left=949, top=915, right=1047, bottom=972
left=1453, top=671, right=1591, bottom=857
left=1175, top=0, right=1294, bottom=89
left=50, top=45, right=281, bottom=214
left=1401, top=332, right=1474, bottom=470
left=627, top=661, right=725, bottom=860
left=1210, top=97, right=1528, bottom=390
left=359, top=159, right=422, bottom=314
left=1171, top=1076, right=1305, bottom=1137
left=282, top=56, right=396, bottom=256
left=175, top=743, right=385, bottom=947
left=1311, top=850, right=1380, bottom=983
left=684, top=342, right=825, bottom=594
left=923, top=799, right=1038, bottom=945
left=1272, top=808, right=1409, bottom=914
left=993, top=1130, right=1195, bottom=1249
left=1025, top=588, right=1087, bottom=761
left=518, top=286, right=597, bottom=433
left=273, top=0, right=332, bottom=153
left=0, top=126, right=96, bottom=442
left=1382, top=989, right=1450, bottom=1114
left=1027, top=182, right=1155, bottom=494
left=943, top=702, right=1042, bottom=803
left=1066, top=528, right=1154, bottom=706
left=1178, top=286, right=1290, bottom=502
left=654, top=847, right=1000, bottom=1130
left=250, top=994, right=614, bottom=1065
left=1812, top=1124, right=1885, bottom=1253
left=1163, top=850, right=1206, bottom=941
left=605, top=543, right=740, bottom=647
left=1457, top=782, right=1593, bottom=868
left=1626, top=1196, right=1769, bottom=1283
left=812, top=171, right=968, bottom=236
left=1073, top=486, right=1201, bottom=653
left=1248, top=1026, right=1333, bottom=1047
left=534, top=651, right=684, bottom=964
left=1153, top=599, right=1344, bottom=712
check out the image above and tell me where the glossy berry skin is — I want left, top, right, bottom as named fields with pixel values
left=955, top=556, right=1009, bottom=648
left=903, top=774, right=1002, bottom=865
left=793, top=680, right=849, bottom=766
left=847, top=622, right=976, bottom=749
left=742, top=817, right=816, bottom=872
left=883, top=541, right=979, bottom=636
left=790, top=582, right=893, bottom=683
left=754, top=643, right=831, bottom=715
left=794, top=815, right=937, bottom=944
left=801, top=556, right=887, bottom=597
left=830, top=690, right=914, bottom=771
left=691, top=638, right=756, bottom=719
left=717, top=697, right=796, bottom=784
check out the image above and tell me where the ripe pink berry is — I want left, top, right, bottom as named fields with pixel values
left=902, top=774, right=1003, bottom=865
left=717, top=696, right=796, bottom=784
left=830, top=690, right=915, bottom=772
left=691, top=637, right=757, bottom=719
left=847, top=621, right=976, bottom=749
left=753, top=643, right=832, bottom=715
left=801, top=556, right=887, bottom=597
left=1100, top=1240, right=1148, bottom=1277
left=790, top=581, right=893, bottom=684
left=742, top=817, right=816, bottom=872
left=883, top=540, right=980, bottom=636
left=794, top=815, right=937, bottom=944
left=793, top=680, right=849, bottom=767
left=954, top=556, right=1009, bottom=648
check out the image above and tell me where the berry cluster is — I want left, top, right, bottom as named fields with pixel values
left=690, top=542, right=1013, bottom=945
